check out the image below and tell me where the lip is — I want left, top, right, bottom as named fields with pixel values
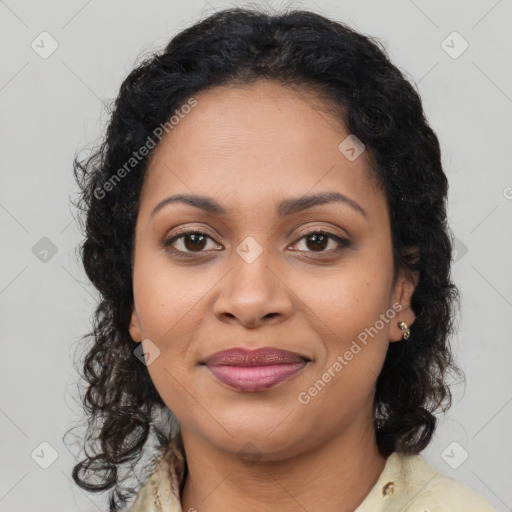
left=203, top=347, right=309, bottom=392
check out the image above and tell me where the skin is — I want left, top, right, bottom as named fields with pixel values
left=129, top=80, right=418, bottom=512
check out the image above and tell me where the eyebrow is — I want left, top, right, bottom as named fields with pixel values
left=150, top=191, right=367, bottom=219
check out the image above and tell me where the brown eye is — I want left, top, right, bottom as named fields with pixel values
left=181, top=233, right=208, bottom=252
left=304, top=233, right=329, bottom=252
left=291, top=231, right=350, bottom=255
left=163, top=231, right=219, bottom=255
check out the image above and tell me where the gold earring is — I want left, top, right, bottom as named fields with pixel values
left=398, top=321, right=410, bottom=340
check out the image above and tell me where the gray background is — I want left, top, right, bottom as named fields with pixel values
left=1, top=0, right=511, bottom=510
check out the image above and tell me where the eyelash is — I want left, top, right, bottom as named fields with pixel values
left=162, top=229, right=350, bottom=259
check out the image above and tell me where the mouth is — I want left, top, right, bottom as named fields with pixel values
left=201, top=347, right=310, bottom=392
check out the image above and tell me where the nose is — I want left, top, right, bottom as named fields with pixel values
left=212, top=248, right=294, bottom=329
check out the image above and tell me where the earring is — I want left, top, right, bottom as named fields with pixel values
left=398, top=321, right=410, bottom=340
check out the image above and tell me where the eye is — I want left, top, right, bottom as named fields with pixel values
left=163, top=230, right=221, bottom=257
left=290, top=230, right=350, bottom=255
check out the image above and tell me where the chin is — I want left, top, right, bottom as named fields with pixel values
left=200, top=417, right=310, bottom=461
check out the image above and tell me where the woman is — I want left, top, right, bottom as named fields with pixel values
left=70, top=7, right=496, bottom=512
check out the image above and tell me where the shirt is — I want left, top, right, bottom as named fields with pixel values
left=130, top=433, right=496, bottom=511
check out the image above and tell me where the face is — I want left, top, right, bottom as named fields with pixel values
left=129, top=80, right=417, bottom=459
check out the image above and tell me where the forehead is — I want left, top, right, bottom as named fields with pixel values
left=139, top=80, right=385, bottom=221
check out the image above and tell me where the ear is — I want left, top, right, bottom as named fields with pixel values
left=389, top=263, right=419, bottom=343
left=129, top=308, right=142, bottom=343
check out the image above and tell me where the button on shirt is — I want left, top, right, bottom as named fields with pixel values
left=130, top=434, right=496, bottom=512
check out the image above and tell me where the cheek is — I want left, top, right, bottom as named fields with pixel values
left=144, top=356, right=198, bottom=425
left=132, top=245, right=211, bottom=337
left=296, top=257, right=394, bottom=407
left=295, top=258, right=394, bottom=346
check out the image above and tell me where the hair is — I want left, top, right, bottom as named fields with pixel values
left=69, top=6, right=461, bottom=511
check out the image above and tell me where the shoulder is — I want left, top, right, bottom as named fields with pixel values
left=404, top=453, right=495, bottom=511
left=356, top=452, right=496, bottom=512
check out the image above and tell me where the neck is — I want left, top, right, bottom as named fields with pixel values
left=180, top=413, right=386, bottom=512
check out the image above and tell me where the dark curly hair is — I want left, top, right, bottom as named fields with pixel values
left=68, top=6, right=461, bottom=511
